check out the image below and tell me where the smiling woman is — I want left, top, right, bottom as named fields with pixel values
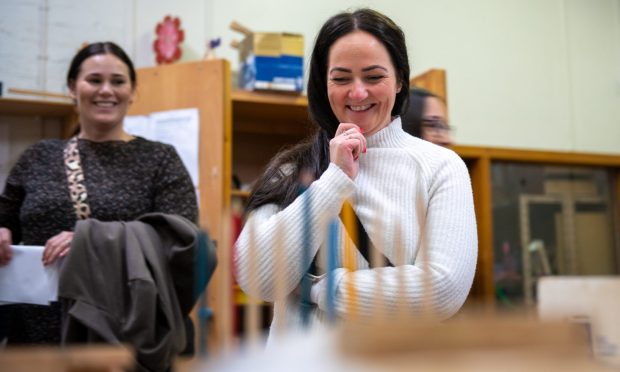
left=67, top=42, right=136, bottom=141
left=326, top=30, right=401, bottom=137
left=234, top=8, right=477, bottom=342
left=0, top=42, right=198, bottom=347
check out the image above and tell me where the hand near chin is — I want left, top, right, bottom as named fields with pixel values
left=329, top=123, right=367, bottom=179
left=42, top=231, right=74, bottom=266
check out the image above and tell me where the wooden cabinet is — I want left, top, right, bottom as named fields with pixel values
left=0, top=97, right=77, bottom=187
left=455, top=146, right=620, bottom=308
left=231, top=90, right=311, bottom=188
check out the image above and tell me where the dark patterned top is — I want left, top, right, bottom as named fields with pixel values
left=0, top=137, right=198, bottom=344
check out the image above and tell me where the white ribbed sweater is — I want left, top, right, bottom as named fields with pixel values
left=234, top=118, right=477, bottom=336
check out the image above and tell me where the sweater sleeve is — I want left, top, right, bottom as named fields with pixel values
left=0, top=148, right=32, bottom=244
left=234, top=163, right=355, bottom=302
left=315, top=151, right=478, bottom=320
left=152, top=145, right=198, bottom=223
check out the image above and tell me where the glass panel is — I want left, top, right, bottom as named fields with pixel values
left=491, top=163, right=618, bottom=310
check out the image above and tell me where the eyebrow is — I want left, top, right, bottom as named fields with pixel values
left=84, top=72, right=127, bottom=78
left=329, top=65, right=388, bottom=74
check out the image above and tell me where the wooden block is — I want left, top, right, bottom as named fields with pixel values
left=0, top=345, right=133, bottom=372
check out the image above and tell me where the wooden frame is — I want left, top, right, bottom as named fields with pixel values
left=453, top=145, right=620, bottom=305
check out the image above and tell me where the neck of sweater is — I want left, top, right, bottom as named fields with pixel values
left=366, top=116, right=406, bottom=148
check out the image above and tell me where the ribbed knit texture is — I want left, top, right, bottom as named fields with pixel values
left=234, top=117, right=477, bottom=338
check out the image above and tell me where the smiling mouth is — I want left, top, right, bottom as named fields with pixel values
left=94, top=102, right=117, bottom=108
left=348, top=104, right=373, bottom=112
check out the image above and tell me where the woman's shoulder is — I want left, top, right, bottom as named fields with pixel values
left=32, top=138, right=65, bottom=148
left=401, top=135, right=465, bottom=172
left=127, top=137, right=179, bottom=158
left=130, top=136, right=174, bottom=150
left=7, top=139, right=65, bottom=174
left=20, top=138, right=65, bottom=158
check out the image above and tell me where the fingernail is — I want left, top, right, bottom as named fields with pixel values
left=354, top=155, right=359, bottom=161
left=359, top=128, right=364, bottom=133
left=363, top=147, right=367, bottom=153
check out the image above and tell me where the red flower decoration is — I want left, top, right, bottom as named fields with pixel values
left=153, top=15, right=184, bottom=64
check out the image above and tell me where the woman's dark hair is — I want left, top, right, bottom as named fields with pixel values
left=402, top=87, right=437, bottom=138
left=246, top=8, right=410, bottom=213
left=66, top=41, right=136, bottom=89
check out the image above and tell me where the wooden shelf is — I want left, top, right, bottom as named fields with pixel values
left=231, top=90, right=313, bottom=184
left=232, top=89, right=308, bottom=107
left=0, top=97, right=74, bottom=117
left=232, top=90, right=312, bottom=137
left=452, top=145, right=620, bottom=166
left=0, top=97, right=77, bottom=138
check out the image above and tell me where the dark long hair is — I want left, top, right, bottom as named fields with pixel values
left=402, top=87, right=437, bottom=138
left=66, top=41, right=136, bottom=89
left=246, top=8, right=410, bottom=213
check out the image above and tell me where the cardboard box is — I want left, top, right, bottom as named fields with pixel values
left=238, top=32, right=304, bottom=92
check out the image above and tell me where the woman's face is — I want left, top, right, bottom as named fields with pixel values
left=327, top=30, right=401, bottom=136
left=69, top=53, right=135, bottom=131
left=421, top=96, right=453, bottom=146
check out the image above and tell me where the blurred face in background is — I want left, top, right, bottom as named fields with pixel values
left=421, top=96, right=452, bottom=146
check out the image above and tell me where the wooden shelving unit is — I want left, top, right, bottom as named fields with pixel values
left=231, top=89, right=313, bottom=188
left=0, top=97, right=77, bottom=138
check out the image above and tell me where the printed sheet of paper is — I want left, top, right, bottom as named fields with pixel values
left=0, top=245, right=59, bottom=305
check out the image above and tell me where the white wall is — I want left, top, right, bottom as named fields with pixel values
left=1, top=0, right=619, bottom=154
left=0, top=0, right=132, bottom=95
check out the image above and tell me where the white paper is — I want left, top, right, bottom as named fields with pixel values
left=124, top=108, right=200, bottom=187
left=0, top=245, right=59, bottom=305
left=122, top=115, right=152, bottom=139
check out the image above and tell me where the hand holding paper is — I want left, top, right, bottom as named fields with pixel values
left=0, top=245, right=59, bottom=306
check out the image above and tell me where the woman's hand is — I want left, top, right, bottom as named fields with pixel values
left=42, top=231, right=74, bottom=266
left=0, top=227, right=12, bottom=266
left=329, top=123, right=367, bottom=179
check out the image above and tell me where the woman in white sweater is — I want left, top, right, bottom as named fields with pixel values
left=234, top=8, right=477, bottom=337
